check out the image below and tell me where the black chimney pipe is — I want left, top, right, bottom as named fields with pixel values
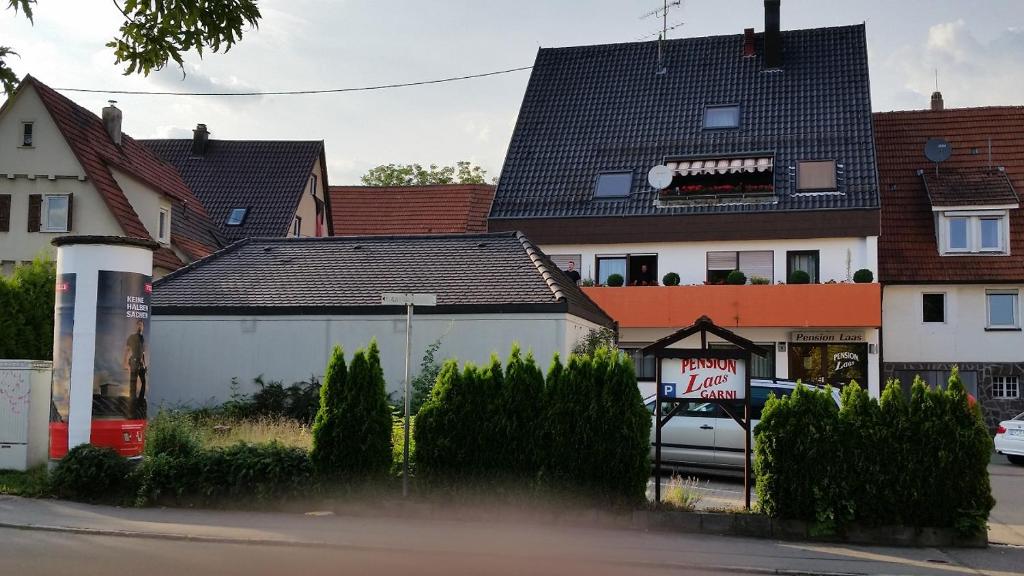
left=764, top=0, right=781, bottom=69
left=192, top=123, right=209, bottom=157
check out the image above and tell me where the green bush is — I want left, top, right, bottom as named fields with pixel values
left=136, top=442, right=312, bottom=507
left=788, top=270, right=811, bottom=284
left=0, top=257, right=56, bottom=359
left=410, top=338, right=444, bottom=414
left=726, top=270, right=747, bottom=285
left=497, top=345, right=545, bottom=476
left=755, top=369, right=994, bottom=535
left=594, top=351, right=651, bottom=504
left=145, top=411, right=202, bottom=459
left=310, top=345, right=347, bottom=478
left=662, top=272, right=680, bottom=286
left=853, top=268, right=874, bottom=283
left=605, top=273, right=624, bottom=287
left=750, top=275, right=771, bottom=285
left=414, top=361, right=475, bottom=482
left=50, top=444, right=134, bottom=504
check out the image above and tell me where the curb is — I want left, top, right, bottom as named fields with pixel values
left=0, top=520, right=867, bottom=576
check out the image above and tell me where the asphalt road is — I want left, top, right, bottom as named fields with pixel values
left=651, top=452, right=1024, bottom=545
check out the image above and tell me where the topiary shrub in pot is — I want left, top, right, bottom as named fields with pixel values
left=725, top=270, right=747, bottom=285
left=662, top=272, right=680, bottom=286
left=788, top=270, right=811, bottom=284
left=606, top=273, right=624, bottom=287
left=853, top=268, right=874, bottom=283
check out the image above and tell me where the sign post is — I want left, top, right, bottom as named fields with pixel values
left=644, top=316, right=767, bottom=510
left=381, top=292, right=436, bottom=497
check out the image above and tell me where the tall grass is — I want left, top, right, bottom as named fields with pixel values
left=201, top=417, right=311, bottom=450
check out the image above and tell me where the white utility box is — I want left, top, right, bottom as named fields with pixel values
left=0, top=360, right=51, bottom=471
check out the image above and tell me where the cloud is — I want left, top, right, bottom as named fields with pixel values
left=150, top=62, right=262, bottom=97
left=877, top=20, right=1024, bottom=111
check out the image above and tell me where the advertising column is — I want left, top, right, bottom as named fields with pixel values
left=51, top=236, right=157, bottom=459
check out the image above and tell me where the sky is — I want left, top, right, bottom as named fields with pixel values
left=2, top=0, right=1022, bottom=185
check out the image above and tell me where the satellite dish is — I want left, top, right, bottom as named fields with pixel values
left=925, top=138, right=952, bottom=163
left=647, top=165, right=674, bottom=189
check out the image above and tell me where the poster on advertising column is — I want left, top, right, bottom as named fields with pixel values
left=92, top=271, right=151, bottom=433
left=49, top=273, right=76, bottom=459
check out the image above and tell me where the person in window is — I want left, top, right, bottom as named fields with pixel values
left=632, top=264, right=655, bottom=286
left=563, top=260, right=581, bottom=285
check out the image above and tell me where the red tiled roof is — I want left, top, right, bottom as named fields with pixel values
left=328, top=184, right=496, bottom=236
left=21, top=76, right=220, bottom=264
left=874, top=106, right=1024, bottom=283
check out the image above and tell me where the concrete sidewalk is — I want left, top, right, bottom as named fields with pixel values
left=2, top=495, right=1023, bottom=576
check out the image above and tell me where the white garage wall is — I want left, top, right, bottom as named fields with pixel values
left=150, top=312, right=591, bottom=409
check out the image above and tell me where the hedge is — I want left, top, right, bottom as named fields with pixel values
left=414, top=344, right=650, bottom=505
left=754, top=368, right=994, bottom=536
left=0, top=257, right=55, bottom=360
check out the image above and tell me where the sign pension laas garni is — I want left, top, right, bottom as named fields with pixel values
left=659, top=357, right=747, bottom=400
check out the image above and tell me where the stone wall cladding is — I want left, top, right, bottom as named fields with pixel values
left=883, top=362, right=1024, bottom=431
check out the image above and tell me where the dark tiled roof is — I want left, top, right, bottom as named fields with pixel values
left=490, top=25, right=879, bottom=220
left=329, top=184, right=495, bottom=235
left=922, top=168, right=1018, bottom=208
left=152, top=232, right=614, bottom=326
left=875, top=106, right=1024, bottom=283
left=19, top=77, right=221, bottom=265
left=140, top=138, right=323, bottom=242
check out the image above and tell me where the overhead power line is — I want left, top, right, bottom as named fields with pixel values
left=54, top=65, right=533, bottom=97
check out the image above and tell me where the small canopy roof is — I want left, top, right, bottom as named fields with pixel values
left=641, top=315, right=769, bottom=356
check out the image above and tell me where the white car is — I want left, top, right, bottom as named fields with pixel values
left=994, top=411, right=1024, bottom=466
left=644, top=379, right=841, bottom=475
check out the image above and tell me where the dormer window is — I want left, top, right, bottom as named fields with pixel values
left=703, top=105, right=740, bottom=129
left=158, top=207, right=170, bottom=243
left=594, top=172, right=632, bottom=198
left=21, top=122, right=33, bottom=147
left=939, top=211, right=1008, bottom=254
left=226, top=207, right=247, bottom=226
left=797, top=160, right=837, bottom=191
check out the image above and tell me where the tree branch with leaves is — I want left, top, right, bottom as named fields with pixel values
left=361, top=161, right=493, bottom=186
left=1, top=0, right=261, bottom=96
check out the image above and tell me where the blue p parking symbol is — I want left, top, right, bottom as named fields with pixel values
left=661, top=383, right=675, bottom=398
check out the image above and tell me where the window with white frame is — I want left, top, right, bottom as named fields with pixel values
left=42, top=195, right=69, bottom=232
left=992, top=376, right=1020, bottom=399
left=939, top=211, right=1009, bottom=254
left=158, top=207, right=170, bottom=243
left=986, top=290, right=1019, bottom=329
left=293, top=216, right=302, bottom=236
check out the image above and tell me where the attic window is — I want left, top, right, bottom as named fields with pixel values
left=594, top=172, right=632, bottom=198
left=703, top=105, right=740, bottom=129
left=797, top=160, right=837, bottom=191
left=226, top=208, right=247, bottom=226
left=21, top=122, right=33, bottom=147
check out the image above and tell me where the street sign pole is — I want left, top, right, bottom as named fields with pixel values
left=381, top=293, right=436, bottom=499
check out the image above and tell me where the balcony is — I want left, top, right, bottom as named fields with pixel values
left=582, top=284, right=881, bottom=329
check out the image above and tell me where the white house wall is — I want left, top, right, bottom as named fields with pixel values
left=111, top=168, right=171, bottom=243
left=883, top=284, right=1024, bottom=363
left=150, top=312, right=585, bottom=408
left=542, top=237, right=877, bottom=285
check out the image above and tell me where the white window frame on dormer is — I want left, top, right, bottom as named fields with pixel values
left=938, top=210, right=1010, bottom=255
left=158, top=207, right=171, bottom=244
left=42, top=194, right=70, bottom=232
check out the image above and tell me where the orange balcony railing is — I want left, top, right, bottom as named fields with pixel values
left=582, top=284, right=881, bottom=329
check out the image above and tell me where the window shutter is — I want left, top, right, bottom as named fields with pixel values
left=27, top=194, right=41, bottom=232
left=707, top=251, right=738, bottom=270
left=548, top=254, right=582, bottom=270
left=67, top=193, right=74, bottom=231
left=739, top=250, right=774, bottom=282
left=0, top=195, right=10, bottom=232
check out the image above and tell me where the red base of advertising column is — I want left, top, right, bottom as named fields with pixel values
left=49, top=420, right=146, bottom=459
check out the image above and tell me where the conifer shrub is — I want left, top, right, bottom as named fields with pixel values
left=662, top=272, right=681, bottom=286
left=310, top=345, right=347, bottom=479
left=605, top=273, right=624, bottom=287
left=726, top=270, right=747, bottom=285
left=788, top=270, right=811, bottom=284
left=852, top=268, right=874, bottom=283
left=499, top=345, right=545, bottom=476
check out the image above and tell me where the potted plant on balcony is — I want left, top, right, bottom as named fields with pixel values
left=606, top=273, right=624, bottom=287
left=726, top=270, right=746, bottom=285
left=750, top=275, right=770, bottom=285
left=853, top=269, right=873, bottom=283
left=789, top=270, right=811, bottom=284
left=662, top=272, right=680, bottom=286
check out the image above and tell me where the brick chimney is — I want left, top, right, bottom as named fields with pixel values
left=743, top=28, right=756, bottom=57
left=102, top=101, right=122, bottom=145
left=764, top=0, right=781, bottom=69
left=192, top=123, right=209, bottom=157
left=930, top=91, right=944, bottom=111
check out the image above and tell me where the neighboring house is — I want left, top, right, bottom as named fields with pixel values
left=489, top=2, right=884, bottom=394
left=328, top=184, right=495, bottom=236
left=141, top=128, right=330, bottom=242
left=876, top=99, right=1024, bottom=428
left=148, top=232, right=612, bottom=406
left=0, top=76, right=221, bottom=277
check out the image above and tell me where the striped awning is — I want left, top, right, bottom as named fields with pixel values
left=666, top=157, right=773, bottom=176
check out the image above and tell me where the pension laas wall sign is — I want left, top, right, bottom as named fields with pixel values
left=659, top=357, right=747, bottom=400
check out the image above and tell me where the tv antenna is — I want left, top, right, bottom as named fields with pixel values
left=925, top=137, right=952, bottom=177
left=641, top=0, right=684, bottom=71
